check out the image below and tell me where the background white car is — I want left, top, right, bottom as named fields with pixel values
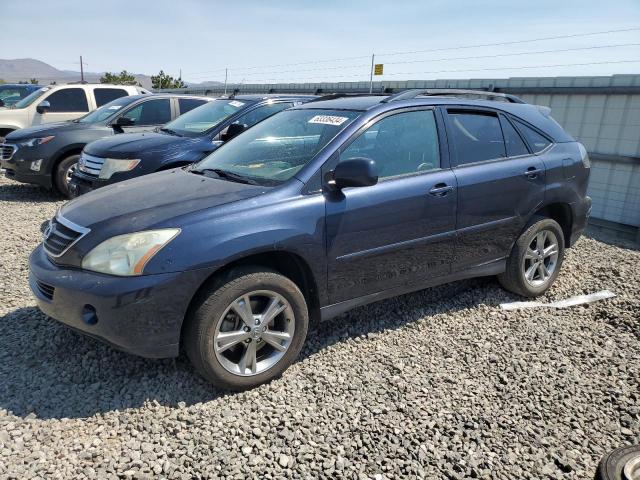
left=0, top=84, right=149, bottom=141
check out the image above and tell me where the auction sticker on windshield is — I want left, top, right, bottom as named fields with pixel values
left=308, top=115, right=349, bottom=126
left=229, top=100, right=245, bottom=108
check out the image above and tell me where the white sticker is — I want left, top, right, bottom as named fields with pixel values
left=308, top=115, right=349, bottom=126
left=107, top=105, right=122, bottom=110
left=229, top=100, right=245, bottom=108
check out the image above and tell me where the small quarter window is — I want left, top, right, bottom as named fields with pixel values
left=500, top=117, right=529, bottom=157
left=448, top=111, right=505, bottom=165
left=513, top=120, right=552, bottom=153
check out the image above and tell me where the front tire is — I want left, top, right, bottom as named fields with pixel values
left=595, top=445, right=640, bottom=480
left=184, top=267, right=309, bottom=390
left=54, top=154, right=79, bottom=198
left=498, top=217, right=565, bottom=297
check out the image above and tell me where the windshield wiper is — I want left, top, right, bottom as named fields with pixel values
left=190, top=168, right=259, bottom=185
left=160, top=127, right=181, bottom=136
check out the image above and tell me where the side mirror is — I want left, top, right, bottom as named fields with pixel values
left=329, top=157, right=378, bottom=190
left=114, top=116, right=136, bottom=127
left=36, top=100, right=50, bottom=114
left=221, top=122, right=247, bottom=142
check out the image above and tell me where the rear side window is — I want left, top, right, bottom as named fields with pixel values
left=340, top=109, right=440, bottom=179
left=94, top=88, right=128, bottom=107
left=178, top=98, right=208, bottom=115
left=46, top=88, right=89, bottom=112
left=513, top=120, right=552, bottom=153
left=121, top=99, right=171, bottom=125
left=233, top=102, right=293, bottom=128
left=448, top=111, right=505, bottom=165
left=500, top=116, right=529, bottom=157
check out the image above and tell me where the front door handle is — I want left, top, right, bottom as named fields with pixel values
left=524, top=167, right=543, bottom=178
left=429, top=183, right=454, bottom=196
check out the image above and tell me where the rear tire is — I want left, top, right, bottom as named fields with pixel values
left=54, top=154, right=80, bottom=198
left=595, top=445, right=640, bottom=480
left=498, top=216, right=565, bottom=297
left=184, top=267, right=309, bottom=390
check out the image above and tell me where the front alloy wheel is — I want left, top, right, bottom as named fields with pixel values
left=185, top=268, right=309, bottom=390
left=214, top=291, right=295, bottom=376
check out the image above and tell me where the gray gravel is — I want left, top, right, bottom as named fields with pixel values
left=0, top=176, right=638, bottom=479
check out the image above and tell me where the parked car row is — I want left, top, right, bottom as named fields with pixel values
left=20, top=88, right=592, bottom=390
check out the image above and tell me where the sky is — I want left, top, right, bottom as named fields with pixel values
left=2, top=0, right=639, bottom=84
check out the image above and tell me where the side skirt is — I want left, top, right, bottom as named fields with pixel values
left=319, top=258, right=506, bottom=321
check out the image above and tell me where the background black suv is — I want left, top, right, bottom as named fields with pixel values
left=68, top=94, right=316, bottom=196
left=1, top=94, right=211, bottom=197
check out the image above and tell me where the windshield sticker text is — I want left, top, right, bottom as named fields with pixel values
left=308, top=115, right=349, bottom=126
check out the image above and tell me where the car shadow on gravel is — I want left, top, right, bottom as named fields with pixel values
left=0, top=182, right=62, bottom=203
left=0, top=277, right=509, bottom=420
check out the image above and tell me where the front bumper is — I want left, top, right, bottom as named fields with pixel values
left=2, top=145, right=54, bottom=189
left=29, top=244, right=212, bottom=358
left=68, top=170, right=108, bottom=197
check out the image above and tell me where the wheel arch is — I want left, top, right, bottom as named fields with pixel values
left=181, top=250, right=321, bottom=343
left=534, top=202, right=573, bottom=247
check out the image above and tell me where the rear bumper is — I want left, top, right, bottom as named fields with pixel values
left=569, top=195, right=592, bottom=246
left=29, top=245, right=213, bottom=358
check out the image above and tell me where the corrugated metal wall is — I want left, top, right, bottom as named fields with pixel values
left=161, top=74, right=640, bottom=233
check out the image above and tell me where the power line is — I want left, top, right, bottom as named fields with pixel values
left=185, top=26, right=640, bottom=77
left=225, top=59, right=640, bottom=83
left=189, top=43, right=640, bottom=80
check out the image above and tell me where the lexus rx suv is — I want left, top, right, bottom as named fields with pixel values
left=68, top=94, right=316, bottom=197
left=1, top=94, right=211, bottom=197
left=29, top=89, right=591, bottom=390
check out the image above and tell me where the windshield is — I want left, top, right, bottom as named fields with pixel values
left=192, top=109, right=361, bottom=185
left=77, top=96, right=138, bottom=123
left=163, top=99, right=253, bottom=136
left=0, top=85, right=34, bottom=107
left=13, top=87, right=50, bottom=109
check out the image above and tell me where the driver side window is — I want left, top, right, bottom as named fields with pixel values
left=121, top=99, right=171, bottom=126
left=233, top=102, right=293, bottom=128
left=339, top=110, right=440, bottom=179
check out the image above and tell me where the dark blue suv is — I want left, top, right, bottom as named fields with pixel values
left=29, top=89, right=591, bottom=390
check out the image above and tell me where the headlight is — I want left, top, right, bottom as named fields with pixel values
left=99, top=158, right=140, bottom=180
left=20, top=136, right=55, bottom=147
left=81, top=229, right=180, bottom=276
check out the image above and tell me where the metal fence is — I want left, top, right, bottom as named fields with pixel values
left=160, top=74, right=640, bottom=240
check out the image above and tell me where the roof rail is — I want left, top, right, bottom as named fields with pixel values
left=381, top=88, right=525, bottom=104
left=309, top=92, right=389, bottom=102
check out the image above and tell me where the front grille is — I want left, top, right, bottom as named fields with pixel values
left=1, top=144, right=16, bottom=161
left=43, top=214, right=89, bottom=258
left=35, top=280, right=55, bottom=300
left=78, top=152, right=105, bottom=177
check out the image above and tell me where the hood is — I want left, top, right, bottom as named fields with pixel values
left=60, top=168, right=268, bottom=233
left=6, top=121, right=89, bottom=141
left=84, top=131, right=209, bottom=158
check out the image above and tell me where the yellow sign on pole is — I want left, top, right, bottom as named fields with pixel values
left=374, top=64, right=384, bottom=75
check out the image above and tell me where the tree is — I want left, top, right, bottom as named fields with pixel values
left=151, top=70, right=185, bottom=90
left=30, top=78, right=38, bottom=84
left=100, top=70, right=139, bottom=85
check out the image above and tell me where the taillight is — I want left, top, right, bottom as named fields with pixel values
left=577, top=143, right=590, bottom=169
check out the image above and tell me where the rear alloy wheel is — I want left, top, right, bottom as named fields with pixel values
left=54, top=154, right=80, bottom=198
left=498, top=217, right=565, bottom=297
left=184, top=268, right=308, bottom=390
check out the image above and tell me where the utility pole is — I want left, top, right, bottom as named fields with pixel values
left=369, top=54, right=375, bottom=94
left=224, top=68, right=228, bottom=96
left=79, top=55, right=85, bottom=83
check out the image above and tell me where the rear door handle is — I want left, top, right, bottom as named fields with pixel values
left=429, top=183, right=454, bottom=196
left=524, top=167, right=543, bottom=178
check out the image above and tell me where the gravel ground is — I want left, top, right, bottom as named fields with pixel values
left=0, top=176, right=638, bottom=480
